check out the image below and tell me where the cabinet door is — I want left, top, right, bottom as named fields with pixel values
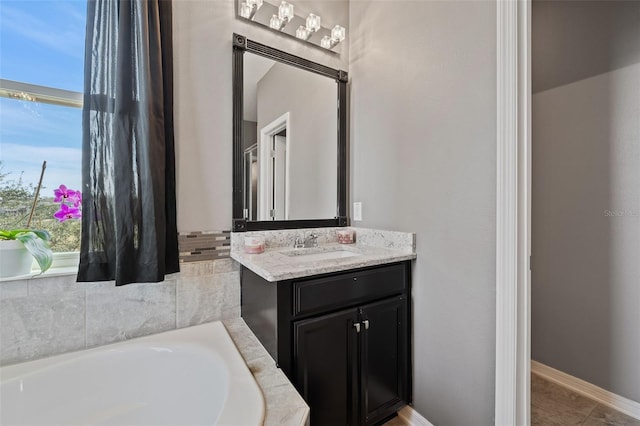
left=360, top=296, right=409, bottom=425
left=294, top=308, right=359, bottom=426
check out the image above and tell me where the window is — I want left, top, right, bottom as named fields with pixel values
left=0, top=0, right=86, bottom=253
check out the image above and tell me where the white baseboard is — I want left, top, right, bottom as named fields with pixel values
left=397, top=406, right=435, bottom=426
left=531, top=361, right=640, bottom=420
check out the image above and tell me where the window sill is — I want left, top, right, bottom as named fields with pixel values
left=0, top=266, right=78, bottom=283
left=0, top=252, right=79, bottom=283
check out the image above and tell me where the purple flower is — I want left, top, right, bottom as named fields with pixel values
left=54, top=185, right=79, bottom=203
left=73, top=191, right=82, bottom=207
left=54, top=204, right=82, bottom=222
left=53, top=184, right=82, bottom=222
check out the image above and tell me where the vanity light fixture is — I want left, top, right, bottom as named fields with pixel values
left=237, top=0, right=346, bottom=51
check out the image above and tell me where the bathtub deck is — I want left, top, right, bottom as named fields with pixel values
left=223, top=318, right=310, bottom=426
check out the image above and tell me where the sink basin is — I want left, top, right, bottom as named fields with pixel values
left=282, top=247, right=362, bottom=262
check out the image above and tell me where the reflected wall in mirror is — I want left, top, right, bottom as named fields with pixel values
left=233, top=34, right=348, bottom=232
left=242, top=54, right=337, bottom=221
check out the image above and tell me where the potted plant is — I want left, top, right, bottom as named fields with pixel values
left=0, top=229, right=53, bottom=277
left=0, top=180, right=82, bottom=278
left=0, top=161, right=56, bottom=278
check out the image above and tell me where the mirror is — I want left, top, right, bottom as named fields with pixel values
left=232, top=34, right=348, bottom=232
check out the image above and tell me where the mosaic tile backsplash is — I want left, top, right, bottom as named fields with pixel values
left=179, top=230, right=231, bottom=262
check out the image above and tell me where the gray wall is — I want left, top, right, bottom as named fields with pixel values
left=242, top=120, right=257, bottom=150
left=349, top=1, right=497, bottom=424
left=532, top=0, right=640, bottom=403
left=172, top=0, right=348, bottom=231
left=257, top=62, right=337, bottom=220
left=532, top=0, right=640, bottom=93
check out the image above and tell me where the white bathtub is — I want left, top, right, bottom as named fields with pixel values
left=0, top=322, right=265, bottom=426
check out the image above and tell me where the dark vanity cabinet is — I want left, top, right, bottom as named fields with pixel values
left=241, top=261, right=412, bottom=426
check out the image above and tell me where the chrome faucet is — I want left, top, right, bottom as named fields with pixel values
left=293, top=233, right=319, bottom=248
left=304, top=233, right=319, bottom=248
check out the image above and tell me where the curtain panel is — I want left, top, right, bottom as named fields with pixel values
left=78, top=0, right=179, bottom=285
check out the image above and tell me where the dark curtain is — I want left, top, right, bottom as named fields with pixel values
left=78, top=0, right=179, bottom=285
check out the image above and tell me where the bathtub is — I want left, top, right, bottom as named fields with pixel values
left=0, top=322, right=265, bottom=426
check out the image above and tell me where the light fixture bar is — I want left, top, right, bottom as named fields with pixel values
left=237, top=0, right=346, bottom=51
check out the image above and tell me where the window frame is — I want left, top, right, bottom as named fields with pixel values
left=0, top=78, right=82, bottom=108
left=0, top=78, right=83, bottom=270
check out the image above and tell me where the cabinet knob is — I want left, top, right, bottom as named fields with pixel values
left=363, top=320, right=370, bottom=330
left=353, top=322, right=361, bottom=333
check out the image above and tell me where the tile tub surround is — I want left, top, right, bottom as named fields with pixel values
left=0, top=259, right=240, bottom=366
left=230, top=227, right=416, bottom=282
left=223, top=318, right=310, bottom=426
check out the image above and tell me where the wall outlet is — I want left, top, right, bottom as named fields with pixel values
left=353, top=202, right=362, bottom=221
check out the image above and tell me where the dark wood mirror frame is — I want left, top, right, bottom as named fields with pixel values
left=232, top=33, right=349, bottom=232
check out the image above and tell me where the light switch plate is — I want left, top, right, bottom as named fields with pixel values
left=353, top=202, right=362, bottom=221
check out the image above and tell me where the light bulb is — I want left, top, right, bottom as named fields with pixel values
left=296, top=25, right=311, bottom=40
left=246, top=0, right=263, bottom=8
left=270, top=14, right=284, bottom=30
left=320, top=35, right=333, bottom=49
left=278, top=1, right=294, bottom=22
left=239, top=2, right=252, bottom=18
left=306, top=13, right=321, bottom=32
left=320, top=36, right=333, bottom=49
left=331, top=25, right=346, bottom=43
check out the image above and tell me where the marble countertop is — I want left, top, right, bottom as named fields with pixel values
left=231, top=242, right=416, bottom=282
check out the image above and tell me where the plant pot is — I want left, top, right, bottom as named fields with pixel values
left=0, top=240, right=34, bottom=278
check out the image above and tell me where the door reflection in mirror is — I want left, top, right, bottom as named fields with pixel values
left=243, top=144, right=258, bottom=220
left=270, top=129, right=287, bottom=220
left=257, top=112, right=290, bottom=221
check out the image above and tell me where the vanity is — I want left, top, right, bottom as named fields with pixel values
left=231, top=35, right=415, bottom=425
left=231, top=229, right=416, bottom=426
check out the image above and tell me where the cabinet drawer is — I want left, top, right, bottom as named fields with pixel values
left=293, top=263, right=406, bottom=317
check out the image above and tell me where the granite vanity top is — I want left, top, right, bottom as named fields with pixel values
left=230, top=227, right=417, bottom=282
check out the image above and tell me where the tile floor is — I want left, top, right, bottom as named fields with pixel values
left=531, top=374, right=640, bottom=426
left=381, top=374, right=640, bottom=426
